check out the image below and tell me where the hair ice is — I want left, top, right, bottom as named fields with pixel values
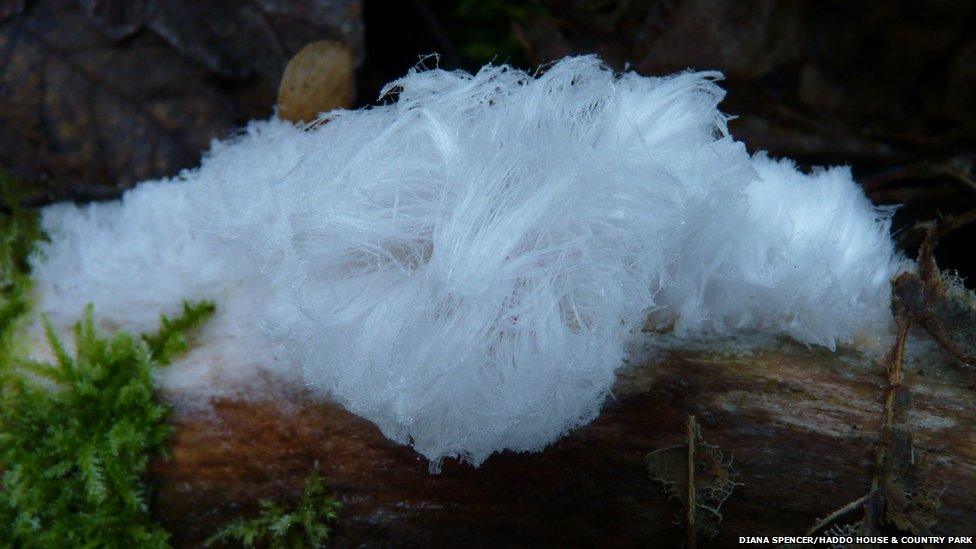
left=29, top=56, right=899, bottom=466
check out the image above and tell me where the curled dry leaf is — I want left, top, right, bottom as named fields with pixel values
left=893, top=219, right=976, bottom=366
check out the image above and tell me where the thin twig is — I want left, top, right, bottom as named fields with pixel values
left=866, top=314, right=911, bottom=533
left=861, top=159, right=976, bottom=194
left=936, top=206, right=976, bottom=239
left=804, top=493, right=872, bottom=537
left=686, top=415, right=697, bottom=549
left=796, top=312, right=911, bottom=540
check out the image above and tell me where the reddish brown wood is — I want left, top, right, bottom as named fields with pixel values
left=152, top=341, right=976, bottom=546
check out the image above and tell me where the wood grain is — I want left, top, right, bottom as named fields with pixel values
left=152, top=340, right=976, bottom=546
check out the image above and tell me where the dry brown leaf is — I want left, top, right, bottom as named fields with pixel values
left=645, top=417, right=737, bottom=542
left=0, top=0, right=363, bottom=200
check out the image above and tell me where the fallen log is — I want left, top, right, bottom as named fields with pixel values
left=152, top=337, right=976, bottom=546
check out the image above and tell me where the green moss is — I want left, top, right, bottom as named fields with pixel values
left=0, top=301, right=214, bottom=547
left=0, top=309, right=171, bottom=547
left=143, top=300, right=216, bottom=366
left=206, top=467, right=341, bottom=549
left=0, top=171, right=44, bottom=372
left=0, top=175, right=217, bottom=546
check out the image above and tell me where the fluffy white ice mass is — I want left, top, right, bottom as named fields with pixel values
left=29, top=56, right=899, bottom=466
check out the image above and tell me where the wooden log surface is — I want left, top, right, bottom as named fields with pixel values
left=152, top=337, right=976, bottom=546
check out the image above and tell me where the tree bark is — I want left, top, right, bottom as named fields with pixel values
left=152, top=338, right=976, bottom=546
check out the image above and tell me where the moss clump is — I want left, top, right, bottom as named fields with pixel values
left=1, top=309, right=170, bottom=546
left=0, top=302, right=215, bottom=547
left=206, top=467, right=341, bottom=548
left=0, top=176, right=216, bottom=546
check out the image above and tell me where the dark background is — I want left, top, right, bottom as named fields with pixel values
left=1, top=0, right=974, bottom=278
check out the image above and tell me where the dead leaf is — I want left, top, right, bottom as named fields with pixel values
left=645, top=417, right=737, bottom=542
left=0, top=0, right=363, bottom=201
